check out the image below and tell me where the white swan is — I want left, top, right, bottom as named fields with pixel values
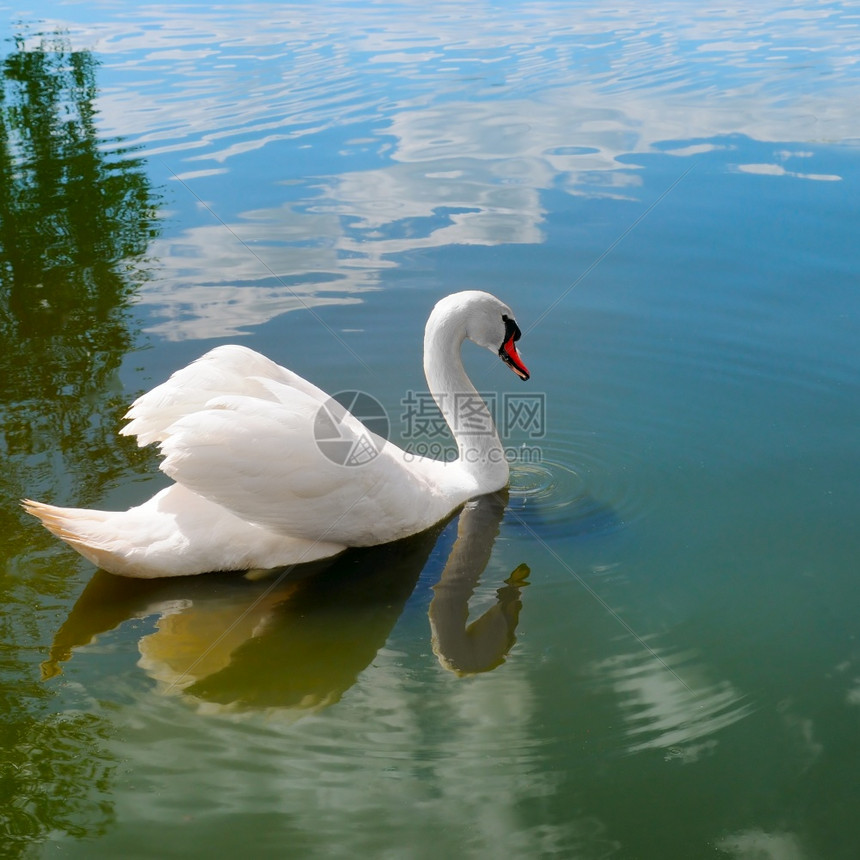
left=24, top=291, right=530, bottom=578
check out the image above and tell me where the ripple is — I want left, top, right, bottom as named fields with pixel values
left=506, top=440, right=647, bottom=540
left=590, top=645, right=754, bottom=757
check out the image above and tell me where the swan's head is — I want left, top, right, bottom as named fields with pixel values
left=429, top=291, right=530, bottom=381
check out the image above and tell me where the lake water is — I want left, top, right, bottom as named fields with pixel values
left=2, top=2, right=860, bottom=857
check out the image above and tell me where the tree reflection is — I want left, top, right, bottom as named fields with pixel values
left=0, top=33, right=159, bottom=518
left=0, top=32, right=159, bottom=853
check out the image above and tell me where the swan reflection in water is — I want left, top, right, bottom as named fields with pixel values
left=42, top=491, right=528, bottom=712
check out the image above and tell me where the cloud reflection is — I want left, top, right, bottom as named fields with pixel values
left=716, top=829, right=807, bottom=859
left=591, top=644, right=752, bottom=756
left=28, top=1, right=860, bottom=339
left=736, top=163, right=841, bottom=181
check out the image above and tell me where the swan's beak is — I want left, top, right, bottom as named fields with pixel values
left=500, top=333, right=530, bottom=381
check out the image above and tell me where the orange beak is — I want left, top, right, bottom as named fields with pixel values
left=500, top=332, right=529, bottom=381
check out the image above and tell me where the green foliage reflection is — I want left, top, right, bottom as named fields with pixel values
left=0, top=33, right=159, bottom=517
left=0, top=32, right=160, bottom=854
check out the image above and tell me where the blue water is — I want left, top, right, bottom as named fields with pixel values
left=2, top=2, right=860, bottom=857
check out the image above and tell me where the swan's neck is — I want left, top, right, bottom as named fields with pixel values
left=423, top=313, right=508, bottom=491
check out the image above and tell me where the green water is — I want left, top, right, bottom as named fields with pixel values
left=2, top=4, right=860, bottom=858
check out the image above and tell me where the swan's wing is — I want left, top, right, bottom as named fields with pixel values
left=156, top=382, right=448, bottom=545
left=121, top=345, right=330, bottom=447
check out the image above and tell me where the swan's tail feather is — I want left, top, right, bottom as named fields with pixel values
left=23, top=496, right=197, bottom=578
left=22, top=499, right=128, bottom=571
left=23, top=499, right=112, bottom=538
left=23, top=490, right=347, bottom=579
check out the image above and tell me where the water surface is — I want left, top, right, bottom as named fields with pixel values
left=2, top=3, right=860, bottom=858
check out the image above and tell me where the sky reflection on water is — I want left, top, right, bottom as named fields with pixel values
left=22, top=1, right=860, bottom=340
